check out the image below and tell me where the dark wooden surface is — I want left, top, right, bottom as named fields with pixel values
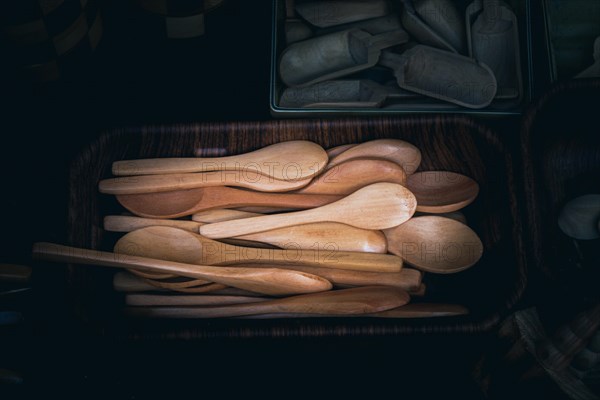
left=0, top=0, right=571, bottom=398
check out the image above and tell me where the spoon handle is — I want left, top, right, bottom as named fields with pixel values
left=125, top=286, right=410, bottom=318
left=99, top=172, right=311, bottom=195
left=104, top=215, right=203, bottom=233
left=200, top=209, right=323, bottom=239
left=240, top=264, right=421, bottom=290
left=31, top=243, right=332, bottom=296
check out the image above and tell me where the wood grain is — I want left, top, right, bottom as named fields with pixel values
left=67, top=116, right=525, bottom=337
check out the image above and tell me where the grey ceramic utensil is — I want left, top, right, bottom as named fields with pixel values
left=279, top=79, right=418, bottom=108
left=411, top=0, right=466, bottom=53
left=465, top=0, right=482, bottom=56
left=280, top=28, right=409, bottom=87
left=316, top=14, right=403, bottom=36
left=575, top=37, right=600, bottom=79
left=470, top=0, right=522, bottom=100
left=379, top=46, right=497, bottom=108
left=558, top=194, right=600, bottom=240
left=400, top=0, right=459, bottom=54
left=285, top=18, right=313, bottom=44
left=295, top=0, right=390, bottom=28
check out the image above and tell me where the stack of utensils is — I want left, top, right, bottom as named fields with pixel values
left=33, top=139, right=484, bottom=319
left=278, top=0, right=522, bottom=109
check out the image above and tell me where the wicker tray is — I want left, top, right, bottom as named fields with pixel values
left=521, top=78, right=600, bottom=301
left=65, top=115, right=526, bottom=338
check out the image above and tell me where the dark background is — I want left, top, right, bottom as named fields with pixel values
left=0, top=0, right=564, bottom=398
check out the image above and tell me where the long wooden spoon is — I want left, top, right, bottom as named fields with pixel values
left=112, top=140, right=328, bottom=180
left=114, top=226, right=402, bottom=272
left=238, top=263, right=421, bottom=290
left=126, top=294, right=270, bottom=307
left=407, top=171, right=479, bottom=213
left=31, top=242, right=332, bottom=295
left=99, top=172, right=312, bottom=195
left=116, top=186, right=342, bottom=219
left=200, top=183, right=417, bottom=238
left=105, top=215, right=388, bottom=253
left=383, top=216, right=483, bottom=274
left=295, top=158, right=407, bottom=195
left=124, top=286, right=410, bottom=318
left=235, top=303, right=469, bottom=319
left=327, top=139, right=422, bottom=175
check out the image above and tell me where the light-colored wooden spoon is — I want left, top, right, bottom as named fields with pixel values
left=125, top=286, right=410, bottom=318
left=112, top=140, right=328, bottom=181
left=200, top=183, right=417, bottom=239
left=104, top=215, right=388, bottom=253
left=326, top=139, right=422, bottom=175
left=114, top=226, right=402, bottom=272
left=126, top=294, right=270, bottom=307
left=414, top=211, right=467, bottom=224
left=239, top=263, right=421, bottom=290
left=326, top=143, right=357, bottom=158
left=116, top=186, right=342, bottom=219
left=99, top=171, right=312, bottom=195
left=295, top=158, right=407, bottom=195
left=383, top=216, right=483, bottom=274
left=192, top=209, right=260, bottom=223
left=372, top=303, right=469, bottom=318
left=113, top=272, right=267, bottom=296
left=407, top=171, right=479, bottom=213
left=31, top=242, right=332, bottom=296
left=104, top=215, right=202, bottom=233
left=558, top=194, right=600, bottom=240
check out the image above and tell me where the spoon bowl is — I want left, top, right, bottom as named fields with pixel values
left=407, top=171, right=479, bottom=213
left=296, top=158, right=407, bottom=195
left=383, top=215, right=483, bottom=273
left=326, top=139, right=422, bottom=175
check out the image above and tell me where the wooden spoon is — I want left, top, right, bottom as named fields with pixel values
left=372, top=303, right=469, bottom=318
left=407, top=171, right=479, bottom=213
left=125, top=286, right=410, bottom=318
left=326, top=139, right=422, bottom=175
left=239, top=263, right=421, bottom=290
left=114, top=226, right=402, bottom=272
left=112, top=140, right=328, bottom=181
left=200, top=183, right=417, bottom=238
left=238, top=303, right=469, bottom=319
left=193, top=210, right=389, bottom=253
left=105, top=215, right=388, bottom=253
left=193, top=209, right=261, bottom=223
left=99, top=172, right=312, bottom=195
left=31, top=242, right=332, bottom=296
left=126, top=294, right=270, bottom=307
left=383, top=216, right=483, bottom=274
left=326, top=144, right=356, bottom=158
left=295, top=158, right=407, bottom=195
left=116, top=186, right=342, bottom=219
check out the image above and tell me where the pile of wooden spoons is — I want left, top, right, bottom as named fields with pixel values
left=33, top=139, right=484, bottom=319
